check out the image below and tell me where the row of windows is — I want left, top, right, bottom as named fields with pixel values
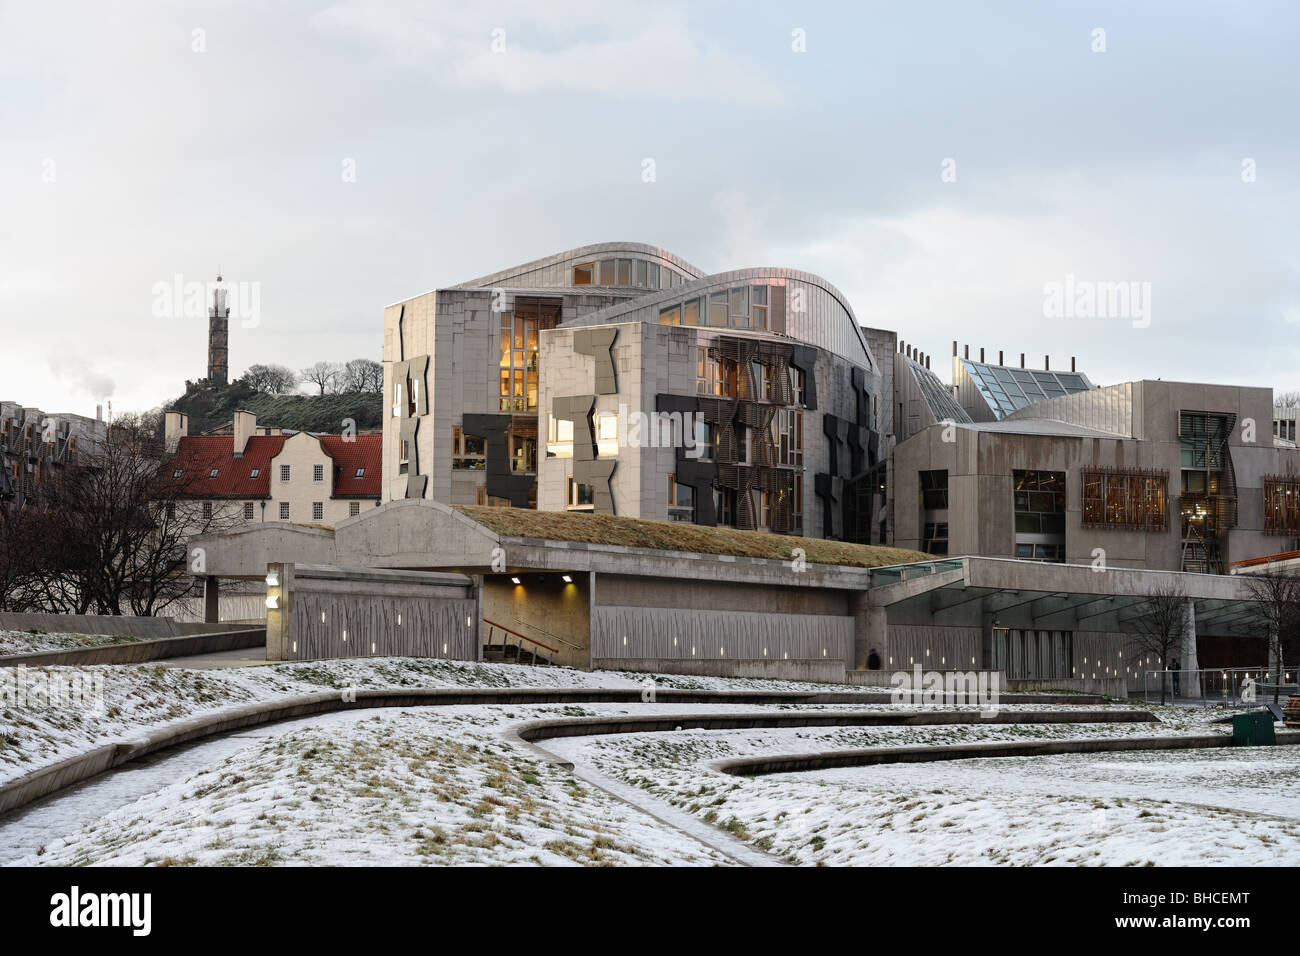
left=175, top=463, right=364, bottom=482
left=662, top=286, right=770, bottom=331
left=567, top=474, right=804, bottom=530
left=451, top=425, right=537, bottom=473
left=695, top=349, right=805, bottom=404
left=1274, top=419, right=1297, bottom=442
left=572, top=259, right=688, bottom=290
left=177, top=500, right=368, bottom=521
left=1080, top=469, right=1168, bottom=531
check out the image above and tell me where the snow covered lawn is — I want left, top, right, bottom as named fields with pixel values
left=0, top=629, right=145, bottom=656
left=542, top=712, right=1300, bottom=866
left=0, top=656, right=877, bottom=783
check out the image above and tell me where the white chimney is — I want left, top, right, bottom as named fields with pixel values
left=233, top=409, right=256, bottom=456
left=164, top=411, right=188, bottom=453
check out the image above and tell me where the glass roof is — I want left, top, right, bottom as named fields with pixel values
left=959, top=359, right=1093, bottom=419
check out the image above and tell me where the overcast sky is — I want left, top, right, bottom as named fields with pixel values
left=3, top=0, right=1297, bottom=417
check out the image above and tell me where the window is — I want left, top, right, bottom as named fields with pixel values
left=243, top=502, right=254, bottom=519
left=922, top=522, right=949, bottom=555
left=791, top=367, right=806, bottom=406
left=497, top=302, right=557, bottom=411
left=410, top=377, right=420, bottom=415
left=312, top=502, right=323, bottom=521
left=920, top=470, right=949, bottom=509
left=349, top=501, right=361, bottom=517
left=600, top=260, right=616, bottom=285
left=682, top=297, right=701, bottom=326
left=752, top=286, right=768, bottom=329
left=648, top=263, right=660, bottom=288
left=280, top=464, right=290, bottom=482
left=208, top=468, right=219, bottom=479
left=616, top=259, right=631, bottom=286
left=354, top=467, right=365, bottom=479
left=452, top=426, right=486, bottom=470
left=279, top=502, right=290, bottom=519
left=547, top=416, right=574, bottom=458
left=509, top=425, right=537, bottom=473
left=772, top=409, right=803, bottom=467
left=667, top=476, right=695, bottom=522
left=596, top=413, right=619, bottom=457
left=729, top=287, right=749, bottom=327
left=689, top=419, right=716, bottom=462
left=696, top=348, right=737, bottom=397
left=573, top=262, right=596, bottom=285
left=173, top=468, right=183, bottom=480
left=1013, top=470, right=1066, bottom=563
left=249, top=468, right=259, bottom=479
left=659, top=305, right=681, bottom=326
left=202, top=501, right=213, bottom=520
left=399, top=440, right=410, bottom=475
left=635, top=260, right=648, bottom=287
left=1081, top=467, right=1167, bottom=531
left=165, top=502, right=176, bottom=520
left=708, top=291, right=729, bottom=327
left=313, top=464, right=324, bottom=482
left=567, top=477, right=594, bottom=511
left=715, top=488, right=736, bottom=526
left=1264, top=476, right=1300, bottom=535
left=392, top=381, right=403, bottom=418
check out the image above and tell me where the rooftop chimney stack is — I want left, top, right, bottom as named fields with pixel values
left=980, top=348, right=985, bottom=363
left=999, top=350, right=1004, bottom=365
left=1045, top=355, right=1050, bottom=371
left=952, top=341, right=958, bottom=357
left=164, top=411, right=188, bottom=454
left=1020, top=353, right=1025, bottom=368
left=964, top=345, right=970, bottom=360
left=233, top=409, right=256, bottom=456
left=1071, top=356, right=1076, bottom=372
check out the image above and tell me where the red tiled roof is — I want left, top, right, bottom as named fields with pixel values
left=321, top=434, right=382, bottom=499
left=172, top=432, right=382, bottom=499
left=172, top=435, right=286, bottom=498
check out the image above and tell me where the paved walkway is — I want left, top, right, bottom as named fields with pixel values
left=159, top=645, right=272, bottom=669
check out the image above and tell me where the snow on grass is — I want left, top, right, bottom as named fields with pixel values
left=542, top=711, right=1300, bottom=866
left=0, top=656, right=885, bottom=783
left=0, top=629, right=145, bottom=656
left=18, top=706, right=734, bottom=867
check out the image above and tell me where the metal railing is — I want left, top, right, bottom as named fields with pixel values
left=1139, top=666, right=1298, bottom=706
left=510, top=615, right=583, bottom=651
left=482, top=618, right=559, bottom=666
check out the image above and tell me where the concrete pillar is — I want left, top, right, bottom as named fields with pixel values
left=264, top=563, right=291, bottom=661
left=1180, top=597, right=1201, bottom=698
left=852, top=592, right=888, bottom=670
left=203, top=575, right=220, bottom=624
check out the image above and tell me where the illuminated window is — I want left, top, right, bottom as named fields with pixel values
left=635, top=260, right=649, bottom=287
left=772, top=409, right=803, bottom=467
left=547, top=415, right=574, bottom=459
left=452, top=426, right=486, bottom=470
left=596, top=413, right=619, bottom=457
left=572, top=262, right=596, bottom=285
left=497, top=302, right=557, bottom=411
left=659, top=305, right=681, bottom=326
left=682, top=297, right=701, bottom=326
left=752, top=286, right=768, bottom=329
left=1081, top=467, right=1167, bottom=531
left=708, top=291, right=729, bottom=327
left=1264, top=476, right=1300, bottom=535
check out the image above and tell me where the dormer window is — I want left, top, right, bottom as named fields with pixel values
left=173, top=468, right=183, bottom=480
left=209, top=468, right=220, bottom=479
left=355, top=467, right=365, bottom=479
left=249, top=468, right=260, bottom=478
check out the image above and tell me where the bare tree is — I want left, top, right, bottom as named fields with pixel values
left=1274, top=390, right=1300, bottom=409
left=300, top=361, right=343, bottom=395
left=1240, top=564, right=1300, bottom=706
left=29, top=412, right=242, bottom=616
left=240, top=364, right=298, bottom=394
left=342, top=358, right=383, bottom=395
left=1128, top=576, right=1189, bottom=704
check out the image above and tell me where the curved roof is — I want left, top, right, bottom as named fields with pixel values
left=559, top=266, right=877, bottom=371
left=450, top=241, right=707, bottom=290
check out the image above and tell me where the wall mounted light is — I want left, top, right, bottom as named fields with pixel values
left=265, top=595, right=279, bottom=610
left=397, top=614, right=402, bottom=625
left=265, top=571, right=279, bottom=587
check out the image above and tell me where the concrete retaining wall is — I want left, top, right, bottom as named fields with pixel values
left=594, top=657, right=847, bottom=683
left=1007, top=677, right=1128, bottom=697
left=714, top=731, right=1300, bottom=776
left=0, top=612, right=253, bottom=639
left=0, top=627, right=266, bottom=667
